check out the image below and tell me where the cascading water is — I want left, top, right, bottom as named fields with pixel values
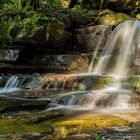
left=4, top=76, right=20, bottom=89
left=93, top=20, right=140, bottom=109
left=49, top=20, right=140, bottom=110
left=88, top=26, right=108, bottom=73
left=94, top=20, right=139, bottom=76
left=0, top=75, right=25, bottom=94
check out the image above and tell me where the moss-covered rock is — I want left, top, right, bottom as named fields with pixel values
left=54, top=114, right=128, bottom=135
left=40, top=74, right=113, bottom=92
left=0, top=112, right=129, bottom=139
left=98, top=11, right=130, bottom=25
left=129, top=76, right=140, bottom=93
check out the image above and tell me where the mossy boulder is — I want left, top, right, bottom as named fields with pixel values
left=53, top=114, right=129, bottom=137
left=98, top=11, right=129, bottom=25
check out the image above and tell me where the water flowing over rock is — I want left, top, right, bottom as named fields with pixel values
left=0, top=74, right=41, bottom=94
left=45, top=20, right=140, bottom=109
left=94, top=20, right=140, bottom=76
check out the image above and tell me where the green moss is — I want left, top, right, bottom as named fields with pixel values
left=0, top=117, right=52, bottom=134
left=98, top=12, right=129, bottom=25
left=53, top=114, right=128, bottom=134
left=87, top=76, right=112, bottom=89
left=0, top=112, right=129, bottom=138
left=129, top=76, right=140, bottom=92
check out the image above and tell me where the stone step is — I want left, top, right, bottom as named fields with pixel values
left=28, top=73, right=113, bottom=92
left=0, top=64, right=71, bottom=74
left=0, top=54, right=91, bottom=74
left=0, top=54, right=139, bottom=74
left=0, top=74, right=113, bottom=96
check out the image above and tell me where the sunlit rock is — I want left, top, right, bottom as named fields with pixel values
left=59, top=0, right=71, bottom=8
left=98, top=12, right=129, bottom=25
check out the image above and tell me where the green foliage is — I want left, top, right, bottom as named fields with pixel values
left=0, top=0, right=67, bottom=46
left=129, top=76, right=140, bottom=92
left=94, top=134, right=106, bottom=140
left=128, top=122, right=134, bottom=127
left=0, top=0, right=41, bottom=45
left=39, top=0, right=68, bottom=23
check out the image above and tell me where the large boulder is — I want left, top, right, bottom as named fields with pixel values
left=74, top=25, right=113, bottom=53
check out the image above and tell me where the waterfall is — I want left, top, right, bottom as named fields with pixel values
left=94, top=20, right=139, bottom=76
left=4, top=76, right=20, bottom=89
left=0, top=75, right=24, bottom=94
left=49, top=89, right=131, bottom=109
left=112, top=21, right=139, bottom=77
left=88, top=26, right=108, bottom=73
left=49, top=20, right=140, bottom=110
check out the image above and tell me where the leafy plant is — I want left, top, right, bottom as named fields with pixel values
left=0, top=0, right=69, bottom=46
left=94, top=134, right=106, bottom=140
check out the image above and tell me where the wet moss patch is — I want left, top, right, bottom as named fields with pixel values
left=0, top=112, right=128, bottom=137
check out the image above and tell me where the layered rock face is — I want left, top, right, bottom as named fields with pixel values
left=75, top=25, right=113, bottom=52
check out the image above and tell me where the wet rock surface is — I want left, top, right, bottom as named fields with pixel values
left=0, top=109, right=134, bottom=140
left=0, top=96, right=50, bottom=114
left=75, top=25, right=113, bottom=53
